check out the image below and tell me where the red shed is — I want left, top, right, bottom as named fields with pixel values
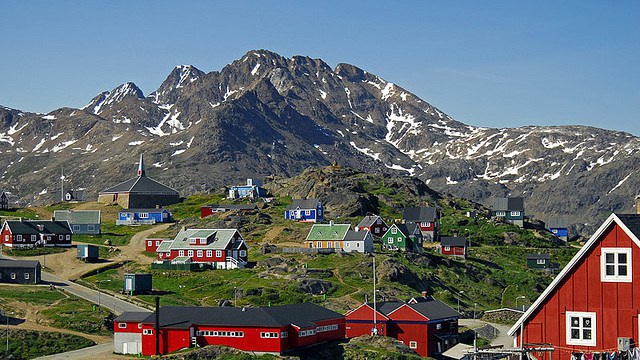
left=113, top=303, right=345, bottom=356
left=509, top=213, right=640, bottom=360
left=345, top=294, right=459, bottom=357
left=440, top=237, right=467, bottom=257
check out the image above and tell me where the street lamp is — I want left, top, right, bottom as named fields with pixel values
left=4, top=310, right=13, bottom=354
left=457, top=291, right=464, bottom=313
left=97, top=279, right=111, bottom=307
left=516, top=296, right=526, bottom=311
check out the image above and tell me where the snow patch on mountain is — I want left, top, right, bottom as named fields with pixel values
left=350, top=141, right=381, bottom=161
left=52, top=140, right=78, bottom=153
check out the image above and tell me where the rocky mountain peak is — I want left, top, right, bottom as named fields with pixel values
left=149, top=65, right=205, bottom=105
left=83, top=82, right=144, bottom=115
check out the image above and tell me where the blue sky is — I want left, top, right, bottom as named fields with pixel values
left=1, top=1, right=638, bottom=134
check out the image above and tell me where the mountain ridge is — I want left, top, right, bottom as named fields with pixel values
left=0, top=49, right=637, bottom=235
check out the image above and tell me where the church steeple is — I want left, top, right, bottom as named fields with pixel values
left=137, top=153, right=145, bottom=177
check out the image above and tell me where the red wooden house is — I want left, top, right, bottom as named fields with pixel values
left=113, top=303, right=345, bottom=356
left=357, top=215, right=389, bottom=238
left=440, top=237, right=467, bottom=257
left=145, top=238, right=168, bottom=252
left=403, top=207, right=439, bottom=242
left=1, top=220, right=72, bottom=248
left=345, top=293, right=460, bottom=357
left=508, top=213, right=640, bottom=359
left=154, top=228, right=248, bottom=269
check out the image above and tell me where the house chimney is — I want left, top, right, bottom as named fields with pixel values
left=421, top=291, right=428, bottom=298
left=329, top=220, right=334, bottom=226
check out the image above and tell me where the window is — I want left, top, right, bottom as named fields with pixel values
left=388, top=238, right=393, bottom=244
left=239, top=250, right=246, bottom=257
left=73, top=225, right=80, bottom=231
left=391, top=228, right=397, bottom=234
left=30, top=235, right=36, bottom=242
left=143, top=329, right=153, bottom=335
left=138, top=323, right=142, bottom=329
left=511, top=211, right=521, bottom=217
left=317, top=241, right=322, bottom=248
left=206, top=250, right=212, bottom=258
left=179, top=250, right=185, bottom=257
left=601, top=248, right=632, bottom=282
left=409, top=341, right=418, bottom=349
left=189, top=238, right=196, bottom=244
left=200, top=238, right=206, bottom=244
left=188, top=250, right=194, bottom=257
left=260, top=332, right=279, bottom=338
left=11, top=273, right=16, bottom=279
left=566, top=312, right=596, bottom=346
left=334, top=242, right=340, bottom=248
left=118, top=323, right=127, bottom=329
left=496, top=211, right=506, bottom=217
left=139, top=213, right=149, bottom=219
left=156, top=240, right=160, bottom=246
left=16, top=235, right=22, bottom=241
left=376, top=219, right=382, bottom=224
left=66, top=235, right=70, bottom=240
left=537, top=259, right=546, bottom=265
left=24, top=273, right=29, bottom=280
left=147, top=240, right=152, bottom=246
left=436, top=323, right=442, bottom=330
left=374, top=228, right=380, bottom=234
left=88, top=225, right=95, bottom=231
left=281, top=331, right=288, bottom=338
left=444, top=246, right=450, bottom=251
left=305, top=210, right=311, bottom=215
left=59, top=235, right=63, bottom=241
left=421, top=222, right=430, bottom=227
left=216, top=250, right=222, bottom=257
left=4, top=235, right=8, bottom=242
left=197, top=250, right=203, bottom=257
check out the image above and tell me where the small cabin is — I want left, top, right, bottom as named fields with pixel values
left=0, top=259, right=41, bottom=284
left=526, top=253, right=551, bottom=269
left=124, top=273, right=152, bottom=294
left=77, top=244, right=99, bottom=262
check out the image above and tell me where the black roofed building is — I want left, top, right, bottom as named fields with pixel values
left=0, top=259, right=41, bottom=284
left=1, top=220, right=72, bottom=248
left=346, top=292, right=460, bottom=357
left=403, top=207, right=440, bottom=241
left=492, top=197, right=525, bottom=227
left=113, top=302, right=345, bottom=356
left=98, top=154, right=180, bottom=209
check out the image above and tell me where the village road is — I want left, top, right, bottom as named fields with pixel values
left=35, top=342, right=128, bottom=360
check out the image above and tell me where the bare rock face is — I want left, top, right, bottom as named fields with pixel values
left=0, top=49, right=638, bottom=236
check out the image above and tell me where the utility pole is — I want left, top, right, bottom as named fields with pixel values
left=372, top=257, right=377, bottom=336
left=60, top=168, right=65, bottom=202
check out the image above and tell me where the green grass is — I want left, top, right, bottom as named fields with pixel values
left=0, top=207, right=40, bottom=220
left=0, top=285, right=66, bottom=306
left=6, top=329, right=95, bottom=360
left=41, top=297, right=113, bottom=335
left=73, top=222, right=153, bottom=246
left=2, top=246, right=68, bottom=257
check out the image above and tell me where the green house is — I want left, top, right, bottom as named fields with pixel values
left=382, top=223, right=423, bottom=252
left=526, top=253, right=551, bottom=269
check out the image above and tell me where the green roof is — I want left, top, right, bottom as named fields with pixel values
left=306, top=224, right=350, bottom=241
left=53, top=210, right=100, bottom=224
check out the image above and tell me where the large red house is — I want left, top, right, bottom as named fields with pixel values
left=357, top=215, right=389, bottom=238
left=154, top=228, right=248, bottom=269
left=1, top=220, right=72, bottom=248
left=113, top=303, right=345, bottom=356
left=508, top=213, right=640, bottom=359
left=345, top=293, right=459, bottom=357
left=403, top=207, right=439, bottom=242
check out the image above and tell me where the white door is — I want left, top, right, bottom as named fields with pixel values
left=125, top=278, right=133, bottom=291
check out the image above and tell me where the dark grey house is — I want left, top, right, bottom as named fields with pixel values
left=526, top=253, right=551, bottom=269
left=0, top=191, right=8, bottom=210
left=64, top=190, right=87, bottom=202
left=98, top=154, right=180, bottom=209
left=492, top=197, right=525, bottom=227
left=53, top=210, right=101, bottom=235
left=0, top=259, right=41, bottom=284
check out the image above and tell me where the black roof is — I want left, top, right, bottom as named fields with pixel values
left=134, top=303, right=343, bottom=329
left=403, top=207, right=438, bottom=222
left=0, top=258, right=40, bottom=269
left=357, top=215, right=384, bottom=228
left=615, top=214, right=640, bottom=239
left=393, top=223, right=420, bottom=237
left=370, top=298, right=459, bottom=321
left=121, top=208, right=169, bottom=213
left=113, top=311, right=152, bottom=323
left=100, top=175, right=178, bottom=196
left=546, top=218, right=568, bottom=229
left=440, top=237, right=467, bottom=247
left=344, top=230, right=368, bottom=241
left=285, top=199, right=321, bottom=210
left=493, top=197, right=524, bottom=212
left=4, top=220, right=71, bottom=235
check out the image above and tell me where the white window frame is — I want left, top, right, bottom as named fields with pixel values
left=72, top=225, right=80, bottom=231
left=511, top=211, right=521, bottom=217
left=206, top=250, right=213, bottom=258
left=200, top=238, right=206, bottom=244
left=30, top=235, right=36, bottom=242
left=179, top=250, right=185, bottom=257
left=216, top=250, right=222, bottom=257
left=496, top=211, right=506, bottom=217
left=87, top=225, right=95, bottom=231
left=16, top=235, right=22, bottom=241
left=143, top=329, right=153, bottom=335
left=147, top=240, right=152, bottom=247
left=11, top=273, right=16, bottom=279
left=188, top=250, right=194, bottom=257
left=139, top=213, right=149, bottom=219
left=197, top=250, right=203, bottom=257
left=239, top=250, right=246, bottom=257
left=391, top=227, right=397, bottom=234
left=444, top=246, right=450, bottom=251
left=409, top=341, right=418, bottom=349
left=24, top=273, right=29, bottom=280
left=537, top=259, right=546, bottom=265
left=565, top=311, right=596, bottom=346
left=305, top=209, right=311, bottom=215
left=189, top=238, right=196, bottom=244
left=66, top=234, right=70, bottom=240
left=388, top=237, right=393, bottom=244
left=601, top=248, right=632, bottom=282
left=118, top=323, right=127, bottom=329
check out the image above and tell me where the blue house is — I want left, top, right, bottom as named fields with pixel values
left=227, top=179, right=267, bottom=199
left=285, top=199, right=323, bottom=222
left=117, top=207, right=172, bottom=225
left=546, top=218, right=568, bottom=241
left=53, top=210, right=101, bottom=235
